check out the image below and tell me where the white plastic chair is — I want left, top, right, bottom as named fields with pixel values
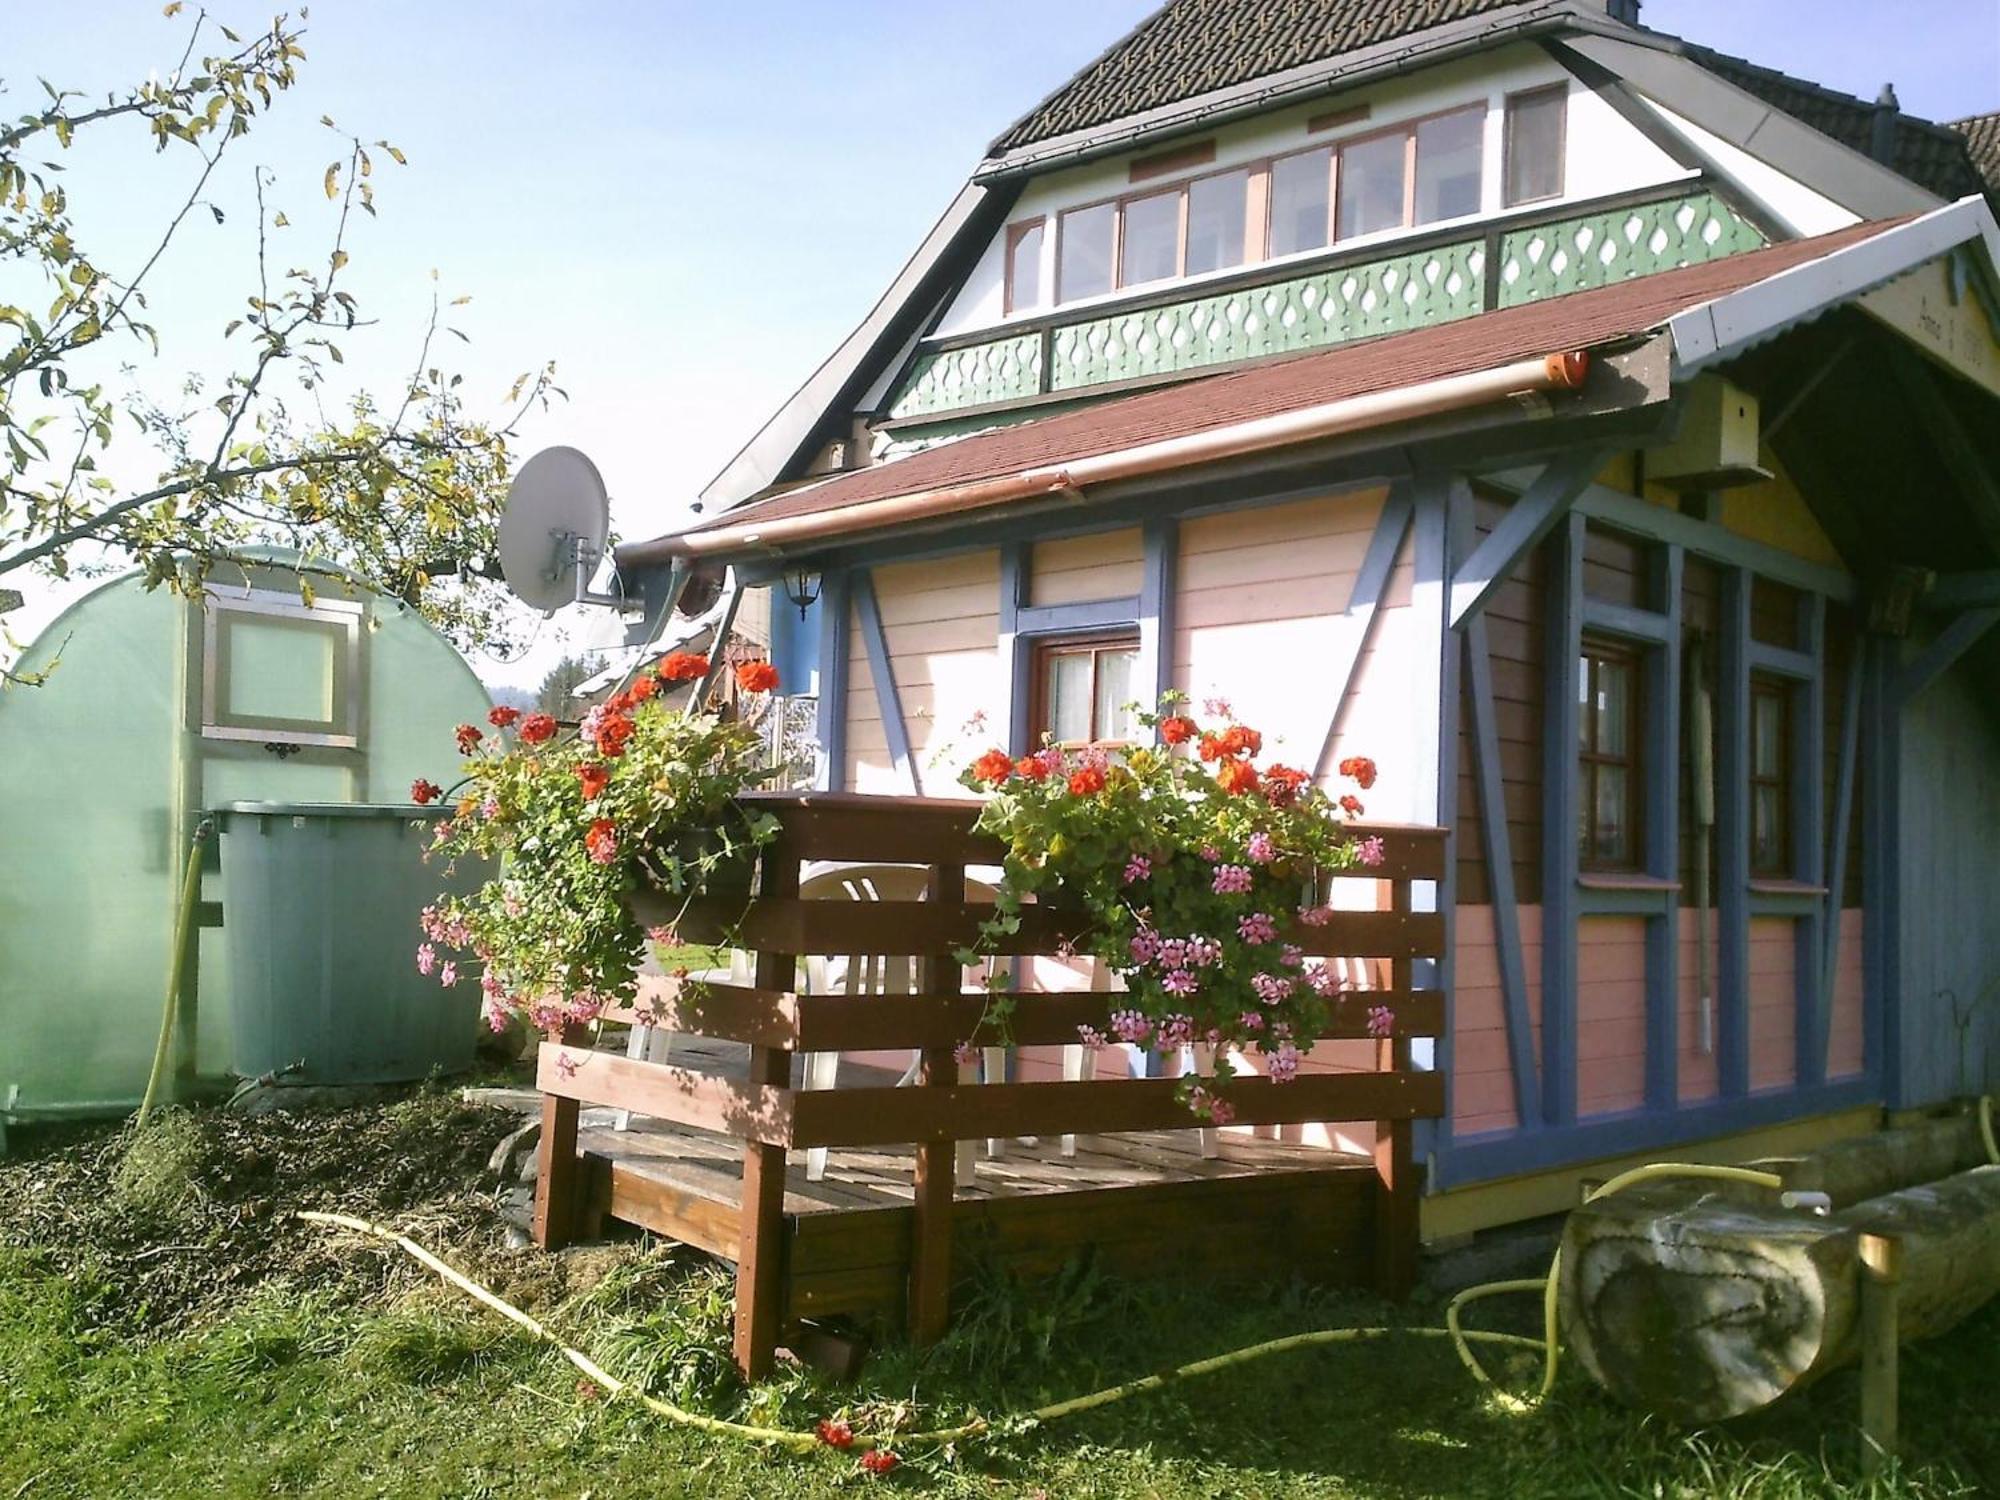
left=798, top=863, right=990, bottom=1183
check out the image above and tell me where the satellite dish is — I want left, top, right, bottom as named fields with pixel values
left=497, top=446, right=622, bottom=615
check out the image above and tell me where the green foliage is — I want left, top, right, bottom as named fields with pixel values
left=959, top=696, right=1379, bottom=1118
left=535, top=653, right=597, bottom=718
left=423, top=658, right=784, bottom=1029
left=0, top=8, right=557, bottom=652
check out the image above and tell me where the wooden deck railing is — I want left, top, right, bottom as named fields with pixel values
left=531, top=792, right=1447, bottom=1377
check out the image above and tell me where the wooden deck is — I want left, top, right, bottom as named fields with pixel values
left=578, top=1107, right=1381, bottom=1324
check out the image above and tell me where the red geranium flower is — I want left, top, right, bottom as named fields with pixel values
left=815, top=1418, right=854, bottom=1450
left=971, top=748, right=1015, bottom=785
left=584, top=818, right=618, bottom=863
left=1158, top=714, right=1197, bottom=745
left=735, top=660, right=780, bottom=694
left=410, top=779, right=443, bottom=805
left=576, top=762, right=610, bottom=800
left=488, top=705, right=521, bottom=729
left=627, top=674, right=657, bottom=702
left=1220, top=724, right=1263, bottom=757
left=1262, top=764, right=1309, bottom=807
left=519, top=712, right=557, bottom=745
left=454, top=723, right=482, bottom=755
left=1067, top=765, right=1107, bottom=796
left=1015, top=755, right=1050, bottom=780
left=1339, top=755, right=1378, bottom=790
left=1215, top=757, right=1259, bottom=796
left=1197, top=732, right=1226, bottom=762
left=593, top=714, right=635, bottom=758
left=1339, top=793, right=1365, bottom=816
left=858, top=1449, right=899, bottom=1475
left=657, top=651, right=709, bottom=682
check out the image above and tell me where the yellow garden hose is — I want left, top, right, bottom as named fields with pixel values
left=1445, top=1162, right=1788, bottom=1408
left=298, top=1211, right=1542, bottom=1458
left=302, top=1125, right=2000, bottom=1454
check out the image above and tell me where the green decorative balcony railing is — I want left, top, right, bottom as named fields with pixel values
left=884, top=185, right=1767, bottom=425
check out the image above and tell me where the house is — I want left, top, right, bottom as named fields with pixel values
left=614, top=0, right=2000, bottom=1242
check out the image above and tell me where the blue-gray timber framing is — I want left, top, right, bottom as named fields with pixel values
left=800, top=450, right=1887, bottom=1189
left=1433, top=464, right=1876, bottom=1189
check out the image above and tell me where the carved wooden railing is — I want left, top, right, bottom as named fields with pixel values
left=531, top=792, right=1447, bottom=1378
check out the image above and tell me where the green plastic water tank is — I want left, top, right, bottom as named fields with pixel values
left=215, top=802, right=484, bottom=1084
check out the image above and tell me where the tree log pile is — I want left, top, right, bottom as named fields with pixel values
left=1560, top=1113, right=2000, bottom=1422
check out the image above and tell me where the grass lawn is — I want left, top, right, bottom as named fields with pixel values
left=1, top=1094, right=1993, bottom=1499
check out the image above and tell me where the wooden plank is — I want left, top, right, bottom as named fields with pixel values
left=536, top=1044, right=795, bottom=1143
left=1821, top=643, right=1863, bottom=1077
left=531, top=1023, right=587, bottom=1250
left=667, top=895, right=1445, bottom=960
left=1462, top=616, right=1541, bottom=1128
left=1450, top=446, right=1606, bottom=627
left=1892, top=607, right=2000, bottom=708
left=1373, top=878, right=1421, bottom=1299
left=1313, top=483, right=1413, bottom=777
left=605, top=1162, right=745, bottom=1260
left=788, top=1070, right=1444, bottom=1147
left=734, top=839, right=800, bottom=1382
left=1540, top=512, right=1584, bottom=1127
left=852, top=569, right=922, bottom=794
left=815, top=569, right=849, bottom=791
left=1717, top=566, right=1753, bottom=1099
left=908, top=860, right=962, bottom=1346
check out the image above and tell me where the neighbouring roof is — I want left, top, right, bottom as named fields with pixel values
left=1952, top=111, right=2000, bottom=199
left=664, top=217, right=1904, bottom=551
left=1687, top=47, right=1989, bottom=202
left=989, top=0, right=1533, bottom=153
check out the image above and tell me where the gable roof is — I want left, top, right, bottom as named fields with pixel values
left=989, top=0, right=1532, bottom=154
left=633, top=216, right=1915, bottom=561
left=987, top=0, right=1984, bottom=198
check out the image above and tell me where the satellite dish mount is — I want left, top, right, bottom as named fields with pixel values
left=496, top=446, right=634, bottom=617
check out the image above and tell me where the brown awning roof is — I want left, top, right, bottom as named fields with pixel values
left=637, top=217, right=1904, bottom=559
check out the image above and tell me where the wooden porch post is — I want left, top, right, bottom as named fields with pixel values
left=1373, top=876, right=1423, bottom=1299
left=907, top=858, right=965, bottom=1344
left=531, top=1022, right=588, bottom=1249
left=734, top=838, right=800, bottom=1380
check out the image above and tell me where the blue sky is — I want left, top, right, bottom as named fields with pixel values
left=6, top=1, right=1997, bottom=683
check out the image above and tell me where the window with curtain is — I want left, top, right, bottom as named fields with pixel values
left=1033, top=634, right=1141, bottom=746
left=1578, top=640, right=1641, bottom=869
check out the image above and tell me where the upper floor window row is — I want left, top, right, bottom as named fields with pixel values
left=1004, top=86, right=1568, bottom=316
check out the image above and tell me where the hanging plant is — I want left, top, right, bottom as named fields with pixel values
left=958, top=696, right=1385, bottom=1122
left=416, top=655, right=785, bottom=1033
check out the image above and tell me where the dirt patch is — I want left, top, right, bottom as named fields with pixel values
left=0, top=1090, right=630, bottom=1335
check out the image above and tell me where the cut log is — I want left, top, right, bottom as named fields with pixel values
left=1561, top=1164, right=2000, bottom=1423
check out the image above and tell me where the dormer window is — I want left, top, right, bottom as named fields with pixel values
left=1504, top=85, right=1567, bottom=206
left=1005, top=219, right=1046, bottom=313
left=1019, top=95, right=1521, bottom=316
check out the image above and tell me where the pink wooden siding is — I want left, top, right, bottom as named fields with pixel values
left=1576, top=916, right=1649, bottom=1117
left=1029, top=528, right=1143, bottom=606
left=1748, top=916, right=1797, bottom=1091
left=844, top=551, right=1003, bottom=793
left=1453, top=904, right=1543, bottom=1135
left=1174, top=487, right=1398, bottom=789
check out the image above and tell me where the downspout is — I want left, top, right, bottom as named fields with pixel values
left=626, top=351, right=1591, bottom=564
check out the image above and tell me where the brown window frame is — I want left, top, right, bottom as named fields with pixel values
left=1578, top=637, right=1644, bottom=872
left=1029, top=630, right=1142, bottom=748
left=1502, top=85, right=1568, bottom=208
left=1749, top=675, right=1793, bottom=877
left=1002, top=218, right=1047, bottom=315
